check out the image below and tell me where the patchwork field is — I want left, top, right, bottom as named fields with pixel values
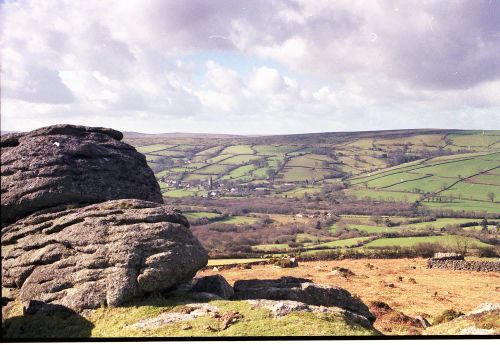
left=126, top=129, right=499, bottom=214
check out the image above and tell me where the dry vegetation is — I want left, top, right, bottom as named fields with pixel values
left=199, top=258, right=500, bottom=335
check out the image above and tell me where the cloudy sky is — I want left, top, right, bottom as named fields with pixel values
left=1, top=0, right=499, bottom=134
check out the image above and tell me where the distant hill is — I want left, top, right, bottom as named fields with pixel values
left=124, top=128, right=500, bottom=214
left=123, top=131, right=241, bottom=139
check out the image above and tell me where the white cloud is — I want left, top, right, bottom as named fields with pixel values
left=1, top=0, right=499, bottom=134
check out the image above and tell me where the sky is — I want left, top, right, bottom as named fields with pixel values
left=1, top=0, right=499, bottom=134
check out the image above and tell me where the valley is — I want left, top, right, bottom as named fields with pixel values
left=125, top=129, right=500, bottom=261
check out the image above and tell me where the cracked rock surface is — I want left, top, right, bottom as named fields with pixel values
left=1, top=124, right=163, bottom=225
left=1, top=199, right=208, bottom=310
left=233, top=276, right=375, bottom=323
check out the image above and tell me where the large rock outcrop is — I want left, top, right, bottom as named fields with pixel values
left=233, top=276, right=375, bottom=323
left=2, top=199, right=208, bottom=310
left=1, top=124, right=163, bottom=225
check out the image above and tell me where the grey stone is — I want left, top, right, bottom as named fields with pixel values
left=1, top=124, right=162, bottom=225
left=466, top=303, right=500, bottom=316
left=248, top=299, right=372, bottom=328
left=416, top=316, right=431, bottom=328
left=130, top=303, right=219, bottom=329
left=432, top=253, right=464, bottom=260
left=233, top=276, right=375, bottom=323
left=1, top=199, right=208, bottom=311
left=191, top=275, right=234, bottom=299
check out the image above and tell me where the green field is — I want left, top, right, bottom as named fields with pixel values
left=207, top=258, right=269, bottom=266
left=126, top=129, right=500, bottom=214
left=282, top=186, right=323, bottom=198
left=307, top=237, right=373, bottom=248
left=221, top=164, right=255, bottom=179
left=219, top=155, right=259, bottom=165
left=162, top=189, right=199, bottom=197
left=220, top=145, right=255, bottom=155
left=221, top=216, right=259, bottom=225
left=252, top=243, right=290, bottom=251
left=183, top=211, right=221, bottom=220
left=195, top=164, right=229, bottom=175
left=363, top=235, right=492, bottom=248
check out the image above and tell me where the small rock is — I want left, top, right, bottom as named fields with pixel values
left=331, top=267, right=355, bottom=278
left=249, top=299, right=311, bottom=318
left=219, top=311, right=242, bottom=330
left=416, top=316, right=431, bottom=328
left=233, top=276, right=375, bottom=323
left=466, top=303, right=500, bottom=316
left=22, top=300, right=74, bottom=316
left=191, top=275, right=234, bottom=300
left=130, top=303, right=219, bottom=329
left=181, top=324, right=192, bottom=330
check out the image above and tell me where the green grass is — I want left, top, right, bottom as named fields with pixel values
left=307, top=237, right=373, bottom=248
left=385, top=175, right=455, bottom=193
left=448, top=132, right=500, bottom=147
left=252, top=243, right=290, bottom=251
left=183, top=174, right=213, bottom=182
left=130, top=132, right=500, bottom=214
left=363, top=235, right=492, bottom=248
left=219, top=155, right=259, bottom=165
left=90, top=298, right=377, bottom=337
left=162, top=189, right=199, bottom=198
left=296, top=233, right=321, bottom=243
left=281, top=167, right=331, bottom=182
left=347, top=225, right=392, bottom=234
left=220, top=145, right=255, bottom=155
left=221, top=216, right=258, bottom=225
left=440, top=181, right=500, bottom=202
left=221, top=164, right=255, bottom=179
left=362, top=172, right=429, bottom=189
left=194, top=146, right=223, bottom=156
left=252, top=145, right=299, bottom=154
left=183, top=211, right=221, bottom=220
left=468, top=170, right=500, bottom=185
left=207, top=154, right=235, bottom=164
left=411, top=157, right=499, bottom=178
left=207, top=258, right=268, bottom=266
left=251, top=167, right=271, bottom=179
left=346, top=189, right=421, bottom=202
left=136, top=144, right=173, bottom=153
left=401, top=218, right=485, bottom=230
left=423, top=200, right=500, bottom=213
left=287, top=154, right=333, bottom=168
left=195, top=164, right=229, bottom=175
left=283, top=186, right=323, bottom=198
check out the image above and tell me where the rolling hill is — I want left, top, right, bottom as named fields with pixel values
left=124, top=129, right=500, bottom=214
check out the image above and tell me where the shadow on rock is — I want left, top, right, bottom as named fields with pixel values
left=232, top=276, right=375, bottom=324
left=2, top=301, right=94, bottom=339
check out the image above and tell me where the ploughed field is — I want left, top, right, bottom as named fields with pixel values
left=199, top=258, right=500, bottom=335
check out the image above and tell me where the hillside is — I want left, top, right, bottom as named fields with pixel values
left=124, top=129, right=499, bottom=214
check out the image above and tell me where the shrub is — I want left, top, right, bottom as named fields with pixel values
left=475, top=246, right=498, bottom=258
left=370, top=301, right=392, bottom=311
left=433, top=309, right=464, bottom=325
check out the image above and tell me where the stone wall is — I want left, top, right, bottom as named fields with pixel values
left=427, top=259, right=500, bottom=272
